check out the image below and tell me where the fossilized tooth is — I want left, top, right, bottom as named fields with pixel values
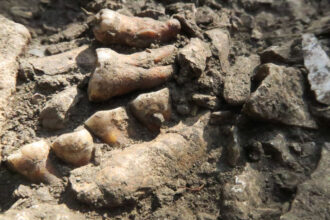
left=88, top=45, right=177, bottom=102
left=84, top=107, right=138, bottom=146
left=129, top=88, right=171, bottom=131
left=302, top=33, right=330, bottom=105
left=6, top=140, right=58, bottom=183
left=93, top=9, right=181, bottom=47
left=52, top=129, right=94, bottom=167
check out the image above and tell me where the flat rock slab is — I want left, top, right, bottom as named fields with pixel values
left=302, top=33, right=330, bottom=105
left=25, top=45, right=96, bottom=75
left=280, top=144, right=330, bottom=220
left=0, top=16, right=31, bottom=160
left=243, top=64, right=317, bottom=129
left=224, top=55, right=260, bottom=105
left=205, top=28, right=230, bottom=73
left=0, top=204, right=85, bottom=220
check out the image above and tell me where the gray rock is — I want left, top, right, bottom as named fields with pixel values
left=260, top=40, right=303, bottom=64
left=221, top=164, right=279, bottom=219
left=129, top=88, right=171, bottom=132
left=224, top=55, right=260, bottom=105
left=40, top=86, right=82, bottom=130
left=280, top=143, right=330, bottom=220
left=302, top=33, right=330, bottom=105
left=310, top=105, right=330, bottom=121
left=206, top=28, right=230, bottom=73
left=261, top=133, right=295, bottom=166
left=225, top=126, right=241, bottom=167
left=167, top=3, right=203, bottom=38
left=245, top=141, right=264, bottom=162
left=178, top=38, right=211, bottom=80
left=244, top=64, right=317, bottom=129
left=196, top=6, right=220, bottom=27
left=307, top=15, right=330, bottom=35
left=192, top=93, right=219, bottom=110
left=0, top=204, right=85, bottom=220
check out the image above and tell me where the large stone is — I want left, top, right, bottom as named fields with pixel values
left=70, top=114, right=210, bottom=208
left=39, top=86, right=82, bottom=130
left=0, top=204, right=85, bottom=220
left=177, top=38, right=211, bottom=80
left=205, top=28, right=230, bottom=73
left=0, top=16, right=30, bottom=157
left=280, top=144, right=330, bottom=220
left=302, top=33, right=330, bottom=105
left=243, top=64, right=317, bottom=129
left=260, top=40, right=303, bottom=64
left=221, top=164, right=273, bottom=219
left=224, top=55, right=260, bottom=105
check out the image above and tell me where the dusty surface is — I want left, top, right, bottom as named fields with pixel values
left=0, top=0, right=330, bottom=219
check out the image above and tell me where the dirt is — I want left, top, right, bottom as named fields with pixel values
left=0, top=0, right=330, bottom=219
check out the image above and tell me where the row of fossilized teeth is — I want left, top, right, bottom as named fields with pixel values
left=6, top=88, right=171, bottom=183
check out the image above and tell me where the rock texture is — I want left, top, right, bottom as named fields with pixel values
left=129, top=88, right=171, bottom=132
left=221, top=165, right=267, bottom=220
left=302, top=33, right=330, bottom=105
left=178, top=38, right=211, bottom=79
left=192, top=93, right=220, bottom=110
left=280, top=144, right=330, bottom=220
left=224, top=55, right=260, bottom=105
left=40, top=86, right=82, bottom=130
left=25, top=45, right=96, bottom=75
left=70, top=114, right=209, bottom=208
left=0, top=204, right=85, bottom=220
left=206, top=28, right=230, bottom=72
left=0, top=16, right=30, bottom=159
left=244, top=64, right=317, bottom=129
